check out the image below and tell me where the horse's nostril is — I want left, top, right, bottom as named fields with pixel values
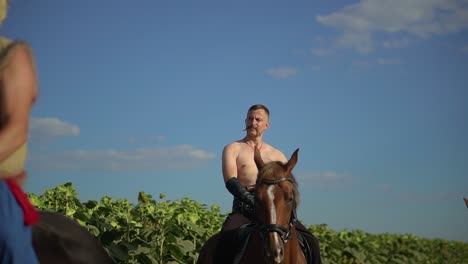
left=274, top=254, right=283, bottom=264
left=277, top=248, right=283, bottom=258
left=272, top=246, right=284, bottom=263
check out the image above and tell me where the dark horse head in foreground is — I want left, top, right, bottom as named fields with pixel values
left=32, top=211, right=115, bottom=264
left=197, top=147, right=306, bottom=264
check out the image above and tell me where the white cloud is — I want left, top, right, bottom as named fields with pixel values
left=149, top=135, right=166, bottom=143
left=310, top=48, right=333, bottom=56
left=265, top=67, right=297, bottom=79
left=340, top=31, right=374, bottom=53
left=28, top=144, right=216, bottom=172
left=298, top=171, right=347, bottom=181
left=352, top=59, right=371, bottom=68
left=374, top=184, right=467, bottom=203
left=292, top=49, right=308, bottom=57
left=128, top=135, right=166, bottom=144
left=29, top=118, right=80, bottom=142
left=376, top=58, right=401, bottom=65
left=297, top=171, right=355, bottom=189
left=460, top=44, right=468, bottom=53
left=316, top=0, right=468, bottom=53
left=382, top=38, right=410, bottom=48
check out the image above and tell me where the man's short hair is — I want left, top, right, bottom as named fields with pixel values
left=248, top=104, right=270, bottom=117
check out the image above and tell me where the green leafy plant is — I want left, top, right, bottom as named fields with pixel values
left=28, top=183, right=468, bottom=264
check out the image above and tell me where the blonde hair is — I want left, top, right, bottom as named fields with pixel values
left=0, top=0, right=8, bottom=26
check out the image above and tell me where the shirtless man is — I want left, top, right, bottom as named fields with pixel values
left=0, top=0, right=40, bottom=262
left=221, top=104, right=322, bottom=263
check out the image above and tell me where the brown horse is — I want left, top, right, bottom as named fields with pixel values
left=32, top=211, right=115, bottom=264
left=197, top=147, right=306, bottom=264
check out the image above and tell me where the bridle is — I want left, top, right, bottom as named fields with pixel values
left=255, top=176, right=298, bottom=244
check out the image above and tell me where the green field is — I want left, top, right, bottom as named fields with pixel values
left=28, top=183, right=468, bottom=264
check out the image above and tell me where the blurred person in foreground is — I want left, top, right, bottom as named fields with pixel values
left=0, top=0, right=40, bottom=262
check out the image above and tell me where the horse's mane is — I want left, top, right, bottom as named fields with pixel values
left=256, top=161, right=300, bottom=208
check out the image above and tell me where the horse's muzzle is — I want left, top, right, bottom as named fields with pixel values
left=263, top=232, right=284, bottom=264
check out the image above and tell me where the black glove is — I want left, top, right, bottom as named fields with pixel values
left=225, top=177, right=255, bottom=206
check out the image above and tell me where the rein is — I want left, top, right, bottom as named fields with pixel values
left=256, top=176, right=298, bottom=243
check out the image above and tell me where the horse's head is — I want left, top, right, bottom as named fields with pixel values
left=254, top=146, right=300, bottom=264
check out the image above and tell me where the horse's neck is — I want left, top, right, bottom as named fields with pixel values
left=240, top=227, right=306, bottom=264
left=282, top=227, right=306, bottom=264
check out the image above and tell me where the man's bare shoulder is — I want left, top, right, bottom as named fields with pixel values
left=262, top=142, right=288, bottom=163
left=222, top=140, right=244, bottom=158
left=223, top=140, right=244, bottom=151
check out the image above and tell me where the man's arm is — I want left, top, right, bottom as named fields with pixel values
left=222, top=144, right=254, bottom=206
left=0, top=43, right=38, bottom=164
left=222, top=144, right=237, bottom=183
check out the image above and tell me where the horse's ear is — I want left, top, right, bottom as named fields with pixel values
left=285, top=148, right=299, bottom=174
left=254, top=144, right=265, bottom=170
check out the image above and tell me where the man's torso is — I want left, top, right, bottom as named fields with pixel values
left=234, top=140, right=284, bottom=187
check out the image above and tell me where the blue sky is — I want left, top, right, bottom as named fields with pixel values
left=2, top=0, right=467, bottom=242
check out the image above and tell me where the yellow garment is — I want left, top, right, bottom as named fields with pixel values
left=0, top=0, right=7, bottom=27
left=0, top=36, right=17, bottom=70
left=0, top=144, right=27, bottom=177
